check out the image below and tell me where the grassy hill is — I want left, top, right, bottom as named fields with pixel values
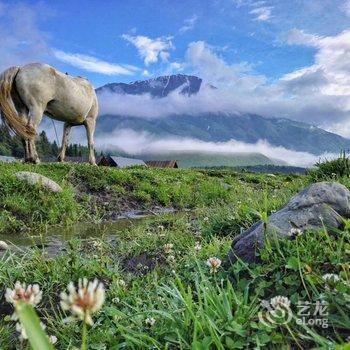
left=1, top=162, right=350, bottom=348
left=137, top=151, right=280, bottom=168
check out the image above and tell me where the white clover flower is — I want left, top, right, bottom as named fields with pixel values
left=112, top=297, right=120, bottom=304
left=49, top=335, right=58, bottom=344
left=322, top=273, right=340, bottom=284
left=0, top=240, right=8, bottom=250
left=203, top=217, right=209, bottom=222
left=118, top=279, right=126, bottom=288
left=194, top=242, right=202, bottom=251
left=60, top=278, right=105, bottom=326
left=270, top=296, right=291, bottom=310
left=92, top=240, right=103, bottom=248
left=206, top=257, right=222, bottom=274
left=167, top=255, right=176, bottom=263
left=5, top=282, right=42, bottom=312
left=164, top=243, right=173, bottom=254
left=145, top=317, right=156, bottom=326
left=16, top=321, right=46, bottom=341
left=289, top=228, right=302, bottom=237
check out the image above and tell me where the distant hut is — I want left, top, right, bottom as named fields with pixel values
left=0, top=155, right=17, bottom=163
left=146, top=160, right=179, bottom=168
left=98, top=156, right=147, bottom=168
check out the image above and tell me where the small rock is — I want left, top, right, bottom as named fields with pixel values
left=15, top=171, right=62, bottom=193
left=0, top=241, right=8, bottom=250
left=226, top=182, right=350, bottom=264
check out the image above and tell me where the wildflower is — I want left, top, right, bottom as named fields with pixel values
left=92, top=240, right=103, bottom=248
left=289, top=228, right=302, bottom=237
left=112, top=297, right=120, bottom=304
left=167, top=255, right=175, bottom=263
left=49, top=335, right=58, bottom=344
left=16, top=322, right=28, bottom=340
left=118, top=279, right=126, bottom=288
left=0, top=240, right=8, bottom=250
left=206, top=257, right=221, bottom=273
left=203, top=217, right=209, bottom=222
left=145, top=317, right=156, bottom=326
left=5, top=282, right=42, bottom=319
left=16, top=321, right=46, bottom=341
left=322, top=273, right=340, bottom=284
left=164, top=243, right=173, bottom=254
left=60, top=278, right=105, bottom=325
left=194, top=242, right=202, bottom=251
left=270, top=296, right=291, bottom=310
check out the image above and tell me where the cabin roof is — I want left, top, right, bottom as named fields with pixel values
left=146, top=160, right=178, bottom=168
left=105, top=156, right=147, bottom=168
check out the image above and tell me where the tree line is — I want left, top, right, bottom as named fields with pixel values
left=0, top=124, right=89, bottom=158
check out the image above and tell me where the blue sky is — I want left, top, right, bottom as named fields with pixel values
left=2, top=0, right=348, bottom=87
left=1, top=0, right=350, bottom=140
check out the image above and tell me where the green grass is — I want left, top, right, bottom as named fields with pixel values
left=1, top=162, right=350, bottom=348
left=0, top=162, right=306, bottom=234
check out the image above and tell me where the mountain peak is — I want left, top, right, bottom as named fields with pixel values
left=96, top=74, right=203, bottom=97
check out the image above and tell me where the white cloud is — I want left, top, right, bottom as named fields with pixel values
left=282, top=29, right=350, bottom=97
left=53, top=50, right=139, bottom=75
left=179, top=15, right=198, bottom=34
left=95, top=128, right=336, bottom=167
left=283, top=28, right=321, bottom=47
left=249, top=6, right=273, bottom=21
left=342, top=0, right=350, bottom=16
left=122, top=34, right=174, bottom=65
left=0, top=2, right=51, bottom=71
left=186, top=41, right=265, bottom=88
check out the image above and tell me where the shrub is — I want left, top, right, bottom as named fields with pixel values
left=308, top=151, right=350, bottom=180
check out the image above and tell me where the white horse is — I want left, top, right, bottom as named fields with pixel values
left=0, top=63, right=98, bottom=164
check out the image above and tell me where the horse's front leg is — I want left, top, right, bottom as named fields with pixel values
left=58, top=122, right=72, bottom=162
left=84, top=117, right=96, bottom=165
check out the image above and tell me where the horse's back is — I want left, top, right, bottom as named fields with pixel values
left=15, top=63, right=96, bottom=123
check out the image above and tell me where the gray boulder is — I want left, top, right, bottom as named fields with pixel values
left=226, top=182, right=350, bottom=264
left=15, top=171, right=62, bottom=193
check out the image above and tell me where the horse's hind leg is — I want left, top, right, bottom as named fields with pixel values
left=84, top=116, right=96, bottom=165
left=58, top=122, right=72, bottom=162
left=25, top=105, right=43, bottom=164
left=21, top=139, right=29, bottom=162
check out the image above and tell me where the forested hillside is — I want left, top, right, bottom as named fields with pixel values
left=0, top=125, right=89, bottom=158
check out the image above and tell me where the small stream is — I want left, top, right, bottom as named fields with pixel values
left=0, top=208, right=183, bottom=256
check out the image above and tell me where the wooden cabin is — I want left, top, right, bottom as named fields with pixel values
left=98, top=156, right=147, bottom=168
left=145, top=160, right=179, bottom=168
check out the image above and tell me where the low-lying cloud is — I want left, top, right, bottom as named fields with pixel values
left=94, top=128, right=336, bottom=167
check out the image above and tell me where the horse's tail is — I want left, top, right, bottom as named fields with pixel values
left=0, top=67, right=36, bottom=139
